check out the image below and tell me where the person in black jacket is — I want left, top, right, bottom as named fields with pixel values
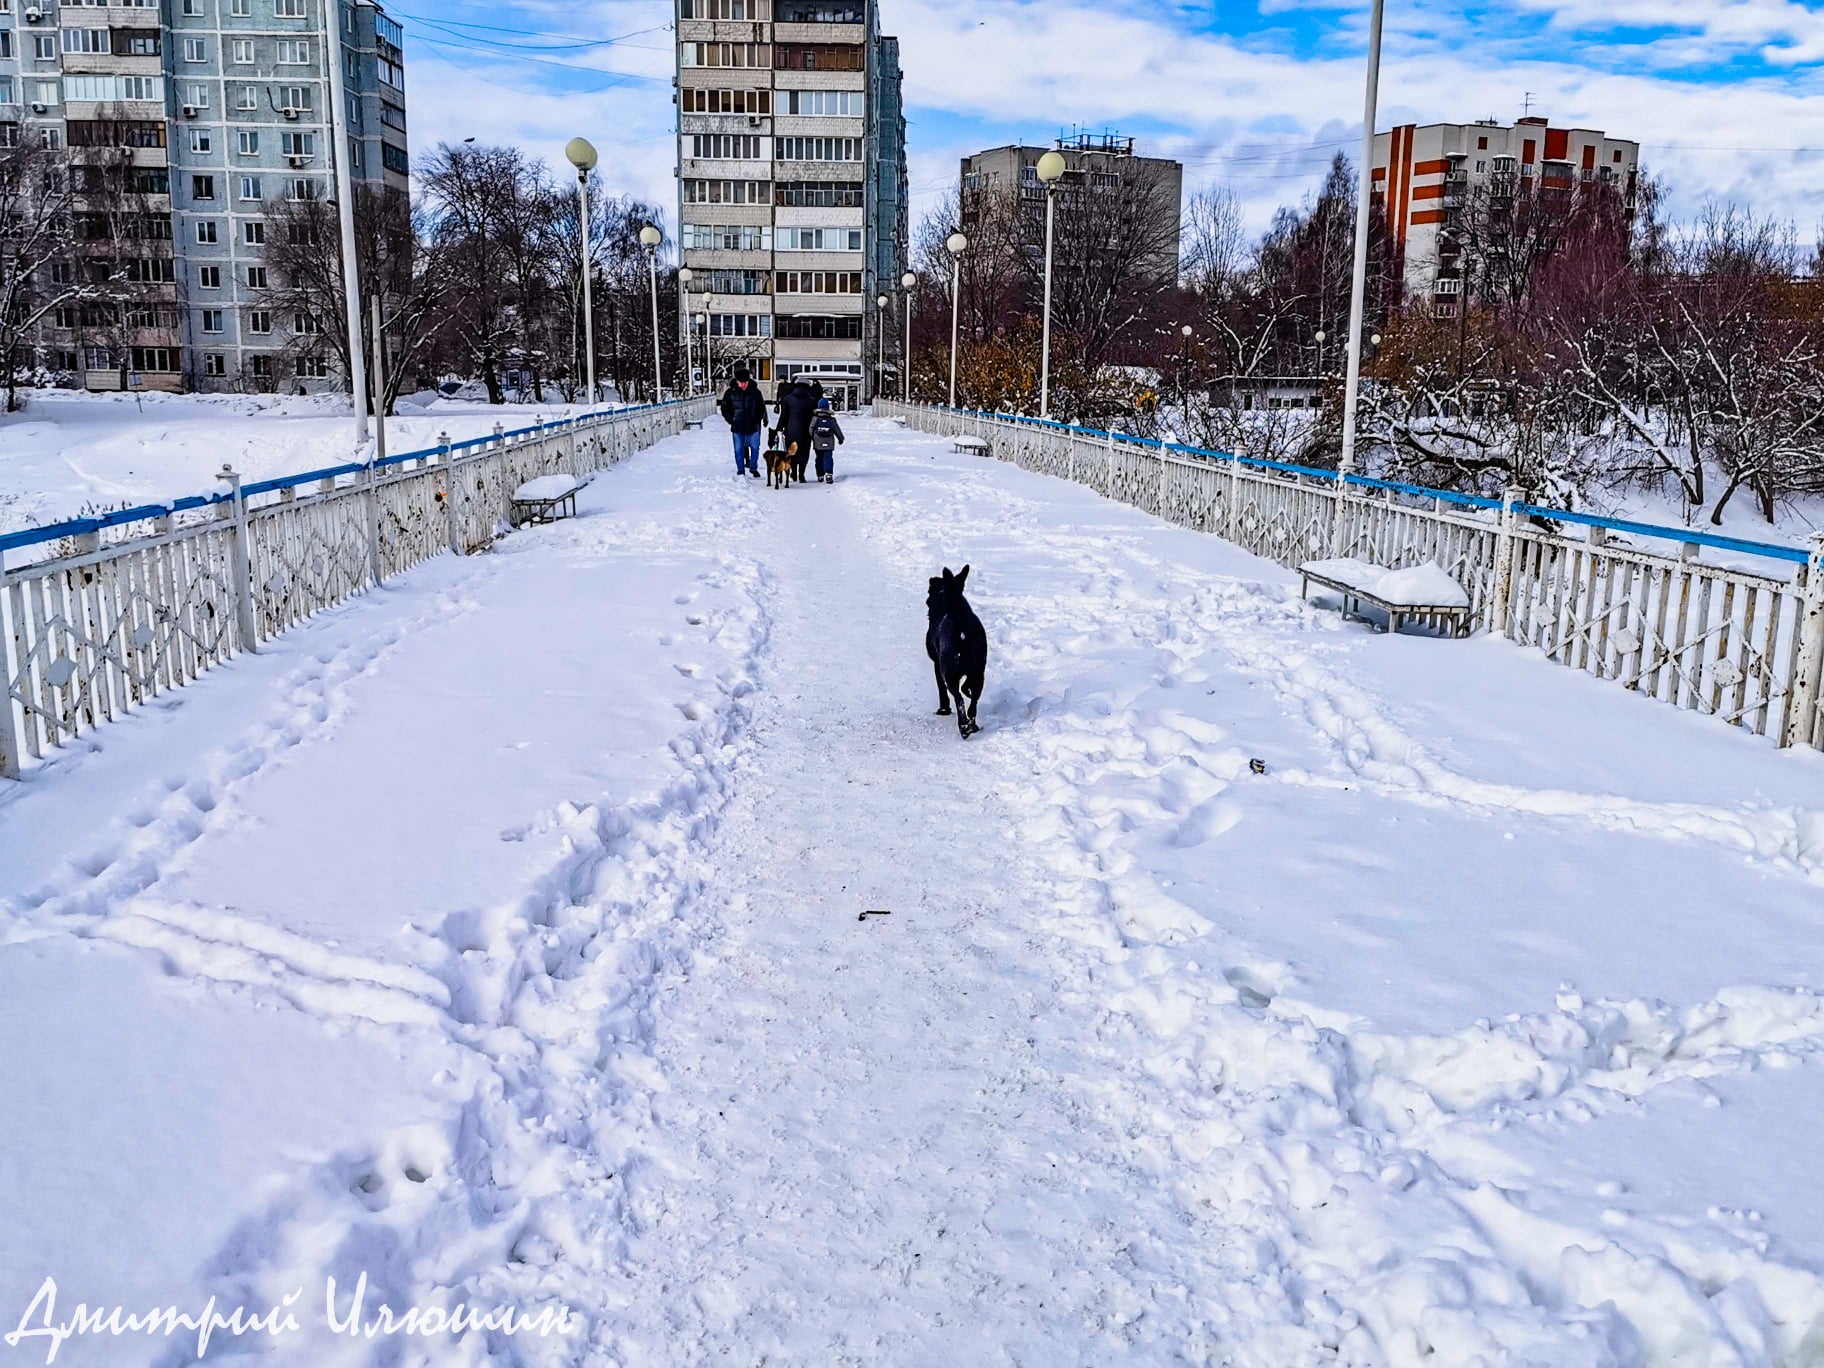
left=776, top=380, right=819, bottom=483
left=718, top=367, right=766, bottom=478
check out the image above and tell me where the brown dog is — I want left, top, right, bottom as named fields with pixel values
left=766, top=442, right=794, bottom=489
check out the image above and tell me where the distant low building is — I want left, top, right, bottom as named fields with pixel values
left=960, top=132, right=1183, bottom=281
left=1372, top=116, right=1639, bottom=313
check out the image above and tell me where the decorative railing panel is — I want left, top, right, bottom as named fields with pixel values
left=1, top=399, right=713, bottom=777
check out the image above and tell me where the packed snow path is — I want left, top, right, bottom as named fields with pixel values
left=3, top=418, right=1824, bottom=1366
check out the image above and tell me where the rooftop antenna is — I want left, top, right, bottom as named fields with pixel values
left=1522, top=91, right=1536, bottom=118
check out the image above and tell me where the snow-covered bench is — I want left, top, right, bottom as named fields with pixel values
left=953, top=435, right=990, bottom=456
left=511, top=473, right=585, bottom=527
left=1298, top=557, right=1472, bottom=637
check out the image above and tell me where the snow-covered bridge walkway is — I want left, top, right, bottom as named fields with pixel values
left=4, top=417, right=1824, bottom=1366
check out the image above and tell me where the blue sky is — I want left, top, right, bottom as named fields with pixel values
left=389, top=0, right=1824, bottom=240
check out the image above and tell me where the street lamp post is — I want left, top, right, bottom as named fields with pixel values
left=565, top=138, right=599, bottom=407
left=1179, top=322, right=1193, bottom=420
left=1035, top=149, right=1066, bottom=419
left=874, top=292, right=888, bottom=402
left=639, top=223, right=663, bottom=400
left=1314, top=328, right=1326, bottom=377
left=1337, top=0, right=1387, bottom=499
left=901, top=270, right=916, bottom=402
left=678, top=266, right=693, bottom=394
left=946, top=232, right=967, bottom=409
left=696, top=312, right=709, bottom=390
left=322, top=0, right=367, bottom=442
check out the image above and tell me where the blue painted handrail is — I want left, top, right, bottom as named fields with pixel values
left=0, top=398, right=687, bottom=558
left=922, top=403, right=1811, bottom=568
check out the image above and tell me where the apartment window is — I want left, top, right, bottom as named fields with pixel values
left=240, top=175, right=262, bottom=200
left=681, top=42, right=770, bottom=67
left=0, top=32, right=9, bottom=59
left=246, top=266, right=267, bottom=288
left=281, top=131, right=314, bottom=157
left=775, top=315, right=862, bottom=340
left=294, top=312, right=320, bottom=334
left=702, top=270, right=769, bottom=295
left=780, top=90, right=862, bottom=116
left=243, top=221, right=264, bottom=244
left=777, top=227, right=863, bottom=251
left=82, top=346, right=114, bottom=371
left=775, top=0, right=861, bottom=17
left=680, top=0, right=771, bottom=16
left=774, top=43, right=863, bottom=71
left=192, top=174, right=217, bottom=200
left=63, top=29, right=111, bottom=55
left=279, top=85, right=311, bottom=111
left=201, top=309, right=224, bottom=333
left=774, top=180, right=863, bottom=208
left=32, top=34, right=55, bottom=60
left=237, top=130, right=259, bottom=156
left=379, top=102, right=406, bottom=131
left=287, top=178, right=319, bottom=200
left=1477, top=136, right=1488, bottom=150
left=378, top=57, right=404, bottom=90
left=33, top=80, right=61, bottom=105
left=689, top=134, right=765, bottom=160
left=381, top=144, right=409, bottom=173
left=203, top=353, right=227, bottom=377
left=681, top=223, right=772, bottom=251
left=123, top=33, right=162, bottom=56
left=230, top=0, right=251, bottom=14
left=275, top=0, right=307, bottom=14
left=276, top=39, right=312, bottom=64
left=297, top=355, right=329, bottom=378
left=231, top=39, right=255, bottom=65
left=180, top=82, right=209, bottom=108
left=183, top=38, right=207, bottom=63
left=683, top=178, right=770, bottom=205
left=236, top=87, right=259, bottom=111
left=776, top=270, right=862, bottom=294
left=248, top=310, right=271, bottom=334
left=250, top=355, right=273, bottom=380
left=707, top=313, right=772, bottom=337
left=190, top=128, right=213, bottom=154
left=681, top=88, right=771, bottom=115
left=776, top=136, right=861, bottom=162
left=199, top=265, right=221, bottom=288
left=196, top=220, right=218, bottom=244
left=182, top=0, right=206, bottom=12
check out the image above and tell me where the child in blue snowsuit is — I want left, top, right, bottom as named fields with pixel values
left=810, top=399, right=844, bottom=484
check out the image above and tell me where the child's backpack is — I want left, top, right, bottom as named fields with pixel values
left=811, top=414, right=839, bottom=453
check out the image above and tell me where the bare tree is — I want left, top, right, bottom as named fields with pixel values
left=1, top=139, right=85, bottom=411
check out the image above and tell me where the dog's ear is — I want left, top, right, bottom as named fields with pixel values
left=940, top=567, right=953, bottom=584
left=956, top=565, right=970, bottom=589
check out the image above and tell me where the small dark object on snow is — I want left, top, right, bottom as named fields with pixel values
left=1249, top=758, right=1267, bottom=775
left=926, top=565, right=987, bottom=739
left=858, top=909, right=891, bottom=921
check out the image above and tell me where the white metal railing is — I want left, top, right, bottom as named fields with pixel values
left=0, top=397, right=716, bottom=778
left=880, top=399, right=1824, bottom=752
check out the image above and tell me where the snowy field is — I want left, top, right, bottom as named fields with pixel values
left=0, top=389, right=599, bottom=535
left=2, top=416, right=1823, bottom=1365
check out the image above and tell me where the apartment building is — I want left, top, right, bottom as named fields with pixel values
left=674, top=0, right=907, bottom=408
left=959, top=133, right=1184, bottom=282
left=1372, top=116, right=1638, bottom=312
left=0, top=0, right=408, bottom=393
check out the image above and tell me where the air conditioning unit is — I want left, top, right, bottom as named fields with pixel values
left=31, top=101, right=47, bottom=114
left=747, top=115, right=761, bottom=128
left=24, top=6, right=43, bottom=21
left=282, top=108, right=300, bottom=121
left=286, top=155, right=307, bottom=168
left=182, top=105, right=198, bottom=118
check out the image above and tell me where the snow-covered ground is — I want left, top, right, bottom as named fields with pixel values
left=0, top=389, right=601, bottom=535
left=2, top=417, right=1823, bottom=1365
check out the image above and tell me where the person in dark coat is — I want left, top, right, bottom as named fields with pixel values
left=718, top=367, right=766, bottom=477
left=809, top=398, right=845, bottom=483
left=776, top=380, right=818, bottom=483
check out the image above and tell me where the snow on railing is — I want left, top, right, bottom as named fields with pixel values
left=0, top=396, right=716, bottom=779
left=880, top=399, right=1824, bottom=752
